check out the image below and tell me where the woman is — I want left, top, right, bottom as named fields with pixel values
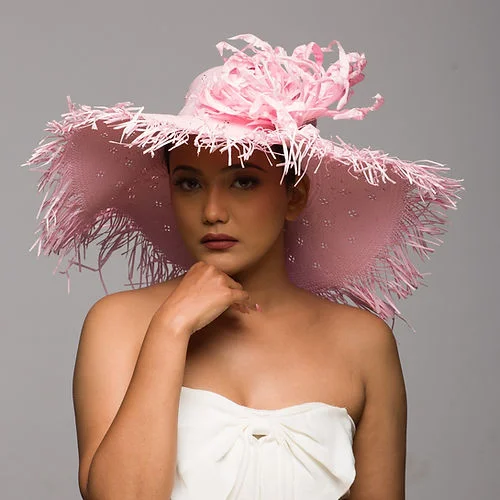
left=25, top=34, right=463, bottom=499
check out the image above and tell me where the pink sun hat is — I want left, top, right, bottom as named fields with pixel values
left=23, top=33, right=464, bottom=330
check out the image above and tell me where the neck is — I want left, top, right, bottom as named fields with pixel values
left=225, top=230, right=301, bottom=319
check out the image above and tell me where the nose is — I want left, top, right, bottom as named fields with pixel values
left=202, top=183, right=229, bottom=224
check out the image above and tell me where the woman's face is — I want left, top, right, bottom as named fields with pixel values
left=168, top=141, right=307, bottom=275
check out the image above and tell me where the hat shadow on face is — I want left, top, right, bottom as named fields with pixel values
left=164, top=139, right=313, bottom=258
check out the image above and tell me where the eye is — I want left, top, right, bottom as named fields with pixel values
left=233, top=176, right=260, bottom=190
left=173, top=176, right=260, bottom=192
left=173, top=177, right=201, bottom=191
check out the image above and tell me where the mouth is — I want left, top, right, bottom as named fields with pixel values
left=200, top=233, right=238, bottom=243
left=201, top=240, right=238, bottom=250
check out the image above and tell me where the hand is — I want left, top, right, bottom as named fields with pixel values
left=154, top=261, right=259, bottom=336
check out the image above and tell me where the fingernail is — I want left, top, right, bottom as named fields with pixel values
left=255, top=303, right=262, bottom=312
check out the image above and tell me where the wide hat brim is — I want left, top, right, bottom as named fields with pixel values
left=25, top=98, right=464, bottom=328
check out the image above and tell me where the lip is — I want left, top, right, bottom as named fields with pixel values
left=200, top=233, right=238, bottom=243
left=202, top=240, right=238, bottom=250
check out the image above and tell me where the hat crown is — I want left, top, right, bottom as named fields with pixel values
left=178, top=66, right=222, bottom=118
left=177, top=34, right=384, bottom=130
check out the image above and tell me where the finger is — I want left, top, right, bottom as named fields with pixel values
left=247, top=302, right=261, bottom=312
left=227, top=281, right=244, bottom=291
left=231, top=303, right=246, bottom=314
left=238, top=302, right=255, bottom=313
left=242, top=298, right=259, bottom=311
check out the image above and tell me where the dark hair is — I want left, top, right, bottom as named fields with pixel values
left=162, top=144, right=297, bottom=191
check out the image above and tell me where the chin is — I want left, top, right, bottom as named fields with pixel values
left=189, top=240, right=273, bottom=275
left=202, top=255, right=241, bottom=272
left=195, top=250, right=252, bottom=277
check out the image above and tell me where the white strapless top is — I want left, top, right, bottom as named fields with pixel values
left=171, top=386, right=356, bottom=500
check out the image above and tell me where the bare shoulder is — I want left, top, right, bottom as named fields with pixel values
left=318, top=300, right=405, bottom=409
left=325, top=305, right=407, bottom=498
left=91, top=276, right=183, bottom=312
left=320, top=301, right=407, bottom=498
left=344, top=307, right=404, bottom=392
left=85, top=276, right=184, bottom=341
left=320, top=301, right=400, bottom=368
left=73, top=277, right=183, bottom=497
left=75, top=274, right=184, bottom=388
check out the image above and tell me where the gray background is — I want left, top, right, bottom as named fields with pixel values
left=2, top=0, right=498, bottom=498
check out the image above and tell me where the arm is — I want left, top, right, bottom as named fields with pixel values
left=73, top=290, right=191, bottom=500
left=348, top=314, right=407, bottom=500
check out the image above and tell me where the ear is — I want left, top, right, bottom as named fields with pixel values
left=285, top=174, right=310, bottom=222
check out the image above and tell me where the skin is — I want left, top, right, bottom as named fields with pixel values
left=73, top=137, right=407, bottom=499
left=167, top=140, right=310, bottom=319
left=165, top=139, right=407, bottom=498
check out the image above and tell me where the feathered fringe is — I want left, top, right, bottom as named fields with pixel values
left=24, top=98, right=464, bottom=330
left=316, top=166, right=463, bottom=332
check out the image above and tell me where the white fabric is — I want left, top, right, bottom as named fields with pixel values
left=171, top=385, right=356, bottom=500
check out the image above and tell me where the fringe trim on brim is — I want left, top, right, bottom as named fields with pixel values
left=24, top=98, right=465, bottom=331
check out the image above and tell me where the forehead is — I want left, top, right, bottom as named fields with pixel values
left=168, top=140, right=279, bottom=172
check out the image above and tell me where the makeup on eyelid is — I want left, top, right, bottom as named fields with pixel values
left=173, top=176, right=261, bottom=191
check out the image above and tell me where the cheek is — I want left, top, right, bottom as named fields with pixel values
left=169, top=183, right=288, bottom=231
left=169, top=190, right=182, bottom=222
left=242, top=188, right=288, bottom=227
left=169, top=191, right=196, bottom=234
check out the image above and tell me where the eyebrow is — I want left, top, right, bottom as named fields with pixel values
left=172, top=163, right=268, bottom=175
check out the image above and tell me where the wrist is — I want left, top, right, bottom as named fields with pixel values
left=151, top=309, right=193, bottom=340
